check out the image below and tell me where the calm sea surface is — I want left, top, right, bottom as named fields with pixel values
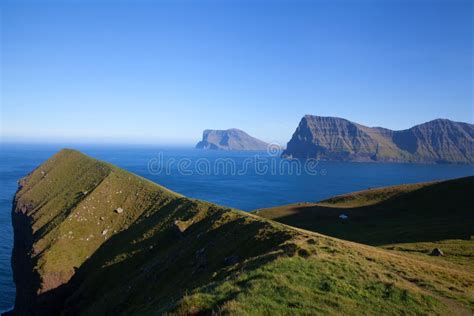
left=1, top=143, right=473, bottom=311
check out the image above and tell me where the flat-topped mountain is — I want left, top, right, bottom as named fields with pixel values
left=282, top=115, right=474, bottom=163
left=196, top=128, right=268, bottom=151
left=8, top=150, right=474, bottom=314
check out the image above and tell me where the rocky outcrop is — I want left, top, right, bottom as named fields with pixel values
left=196, top=129, right=268, bottom=151
left=282, top=115, right=474, bottom=163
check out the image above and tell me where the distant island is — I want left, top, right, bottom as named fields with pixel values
left=282, top=115, right=474, bottom=164
left=195, top=128, right=268, bottom=151
left=7, top=149, right=474, bottom=314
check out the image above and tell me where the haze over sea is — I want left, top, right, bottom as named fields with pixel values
left=1, top=143, right=473, bottom=311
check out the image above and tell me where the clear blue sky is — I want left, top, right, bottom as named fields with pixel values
left=1, top=0, right=472, bottom=145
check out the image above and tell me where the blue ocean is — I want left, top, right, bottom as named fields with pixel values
left=1, top=143, right=473, bottom=311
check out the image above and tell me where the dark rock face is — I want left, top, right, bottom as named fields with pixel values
left=9, top=181, right=76, bottom=316
left=282, top=115, right=474, bottom=164
left=10, top=198, right=37, bottom=315
left=196, top=129, right=268, bottom=151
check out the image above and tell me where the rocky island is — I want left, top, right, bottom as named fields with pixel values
left=282, top=115, right=474, bottom=163
left=7, top=149, right=474, bottom=315
left=196, top=129, right=268, bottom=151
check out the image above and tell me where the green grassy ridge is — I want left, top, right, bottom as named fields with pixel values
left=15, top=149, right=181, bottom=294
left=254, top=177, right=474, bottom=245
left=12, top=149, right=474, bottom=314
left=318, top=181, right=435, bottom=208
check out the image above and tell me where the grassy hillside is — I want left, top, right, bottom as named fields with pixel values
left=254, top=177, right=474, bottom=245
left=11, top=150, right=474, bottom=315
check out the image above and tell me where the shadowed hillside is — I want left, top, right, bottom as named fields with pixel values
left=254, top=177, right=474, bottom=245
left=8, top=150, right=474, bottom=315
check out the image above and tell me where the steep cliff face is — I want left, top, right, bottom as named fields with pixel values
left=10, top=150, right=116, bottom=314
left=394, top=119, right=474, bottom=163
left=282, top=115, right=474, bottom=163
left=10, top=196, right=37, bottom=315
left=281, top=116, right=379, bottom=161
left=196, top=129, right=268, bottom=151
left=9, top=149, right=474, bottom=315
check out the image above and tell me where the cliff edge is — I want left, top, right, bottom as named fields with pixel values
left=282, top=115, right=474, bottom=163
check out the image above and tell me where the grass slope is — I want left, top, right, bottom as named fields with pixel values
left=12, top=150, right=474, bottom=315
left=254, top=177, right=474, bottom=245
